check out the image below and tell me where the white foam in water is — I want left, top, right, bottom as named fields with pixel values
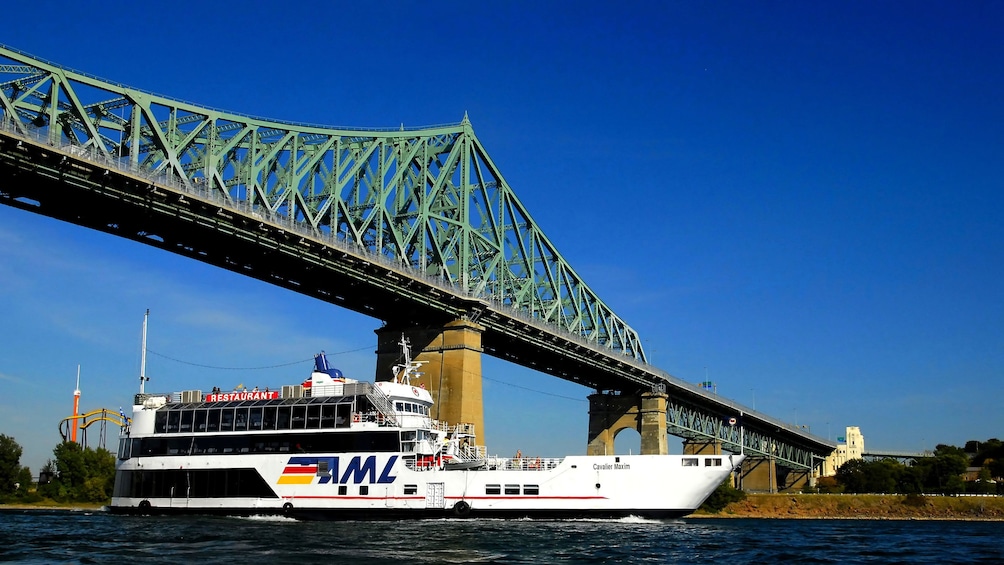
left=227, top=514, right=299, bottom=523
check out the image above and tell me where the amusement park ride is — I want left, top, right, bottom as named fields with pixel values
left=58, top=366, right=128, bottom=450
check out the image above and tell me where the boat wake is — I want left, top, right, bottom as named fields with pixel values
left=227, top=514, right=298, bottom=523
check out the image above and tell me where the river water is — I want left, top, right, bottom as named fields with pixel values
left=1, top=509, right=1001, bottom=563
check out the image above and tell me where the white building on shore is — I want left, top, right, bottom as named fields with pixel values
left=821, top=426, right=864, bottom=477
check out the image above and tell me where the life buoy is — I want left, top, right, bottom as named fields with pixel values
left=453, top=500, right=471, bottom=517
left=352, top=413, right=361, bottom=423
left=412, top=387, right=420, bottom=397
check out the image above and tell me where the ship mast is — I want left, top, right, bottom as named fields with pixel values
left=139, top=309, right=149, bottom=394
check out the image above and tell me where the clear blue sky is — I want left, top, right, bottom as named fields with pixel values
left=1, top=1, right=1002, bottom=474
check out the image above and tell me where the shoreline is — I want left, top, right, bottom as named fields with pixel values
left=693, top=493, right=1004, bottom=521
left=3, top=494, right=1003, bottom=521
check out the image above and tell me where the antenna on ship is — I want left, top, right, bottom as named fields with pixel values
left=139, top=309, right=150, bottom=394
left=392, top=334, right=426, bottom=385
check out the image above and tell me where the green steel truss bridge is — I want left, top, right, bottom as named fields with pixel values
left=0, top=44, right=836, bottom=474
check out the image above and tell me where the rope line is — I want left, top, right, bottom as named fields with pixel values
left=147, top=346, right=584, bottom=402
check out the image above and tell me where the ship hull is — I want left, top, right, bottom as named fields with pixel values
left=109, top=452, right=744, bottom=520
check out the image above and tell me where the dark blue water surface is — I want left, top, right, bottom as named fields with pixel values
left=1, top=510, right=1001, bottom=564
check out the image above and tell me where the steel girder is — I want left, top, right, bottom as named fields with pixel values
left=665, top=398, right=826, bottom=471
left=0, top=47, right=841, bottom=468
left=0, top=44, right=644, bottom=361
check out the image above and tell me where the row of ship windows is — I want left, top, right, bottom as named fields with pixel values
left=113, top=468, right=277, bottom=499
left=154, top=404, right=356, bottom=434
left=118, top=431, right=402, bottom=459
left=682, top=458, right=724, bottom=467
left=394, top=402, right=429, bottom=416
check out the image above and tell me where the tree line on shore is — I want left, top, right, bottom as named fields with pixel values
left=2, top=433, right=1002, bottom=504
left=813, top=440, right=1004, bottom=495
left=0, top=434, right=115, bottom=503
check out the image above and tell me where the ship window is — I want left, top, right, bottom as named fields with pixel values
left=179, top=410, right=194, bottom=432
left=396, top=402, right=403, bottom=411
left=306, top=405, right=321, bottom=428
left=154, top=411, right=168, bottom=433
left=682, top=458, right=698, bottom=467
left=167, top=411, right=181, bottom=433
left=249, top=407, right=263, bottom=430
left=291, top=405, right=306, bottom=428
left=317, top=460, right=329, bottom=476
left=338, top=485, right=347, bottom=495
left=234, top=407, right=249, bottom=431
left=220, top=408, right=235, bottom=432
left=523, top=485, right=539, bottom=495
left=404, top=484, right=418, bottom=495
left=117, top=437, right=131, bottom=460
left=486, top=484, right=501, bottom=495
left=359, top=485, right=369, bottom=495
left=205, top=409, right=221, bottom=432
left=504, top=484, right=520, bottom=495
left=194, top=409, right=208, bottom=432
left=276, top=406, right=291, bottom=429
left=714, top=458, right=722, bottom=466
left=261, top=406, right=276, bottom=430
left=320, top=405, right=337, bottom=428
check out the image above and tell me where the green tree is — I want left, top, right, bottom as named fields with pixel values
left=814, top=475, right=843, bottom=494
left=974, top=467, right=995, bottom=494
left=700, top=478, right=746, bottom=513
left=835, top=458, right=912, bottom=493
left=44, top=441, right=116, bottom=502
left=969, top=438, right=1004, bottom=480
left=0, top=434, right=24, bottom=495
left=913, top=451, right=969, bottom=493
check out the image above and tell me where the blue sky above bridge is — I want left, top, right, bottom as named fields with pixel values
left=1, top=1, right=1002, bottom=474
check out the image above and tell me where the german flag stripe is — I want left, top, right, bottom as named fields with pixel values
left=282, top=466, right=318, bottom=474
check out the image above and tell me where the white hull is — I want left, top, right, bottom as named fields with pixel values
left=111, top=451, right=743, bottom=519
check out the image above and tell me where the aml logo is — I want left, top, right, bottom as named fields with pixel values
left=278, top=455, right=398, bottom=485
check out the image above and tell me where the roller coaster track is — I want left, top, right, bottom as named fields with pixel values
left=58, top=408, right=128, bottom=450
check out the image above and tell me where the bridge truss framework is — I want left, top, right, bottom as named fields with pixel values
left=0, top=44, right=837, bottom=473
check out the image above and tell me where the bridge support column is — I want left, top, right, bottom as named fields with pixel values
left=587, top=392, right=668, bottom=456
left=739, top=457, right=778, bottom=493
left=781, top=468, right=810, bottom=492
left=375, top=320, right=486, bottom=442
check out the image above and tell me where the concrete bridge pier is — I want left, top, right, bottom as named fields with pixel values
left=736, top=458, right=812, bottom=493
left=375, top=319, right=486, bottom=442
left=738, top=457, right=778, bottom=493
left=587, top=392, right=669, bottom=455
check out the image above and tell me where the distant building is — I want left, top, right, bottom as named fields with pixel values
left=820, top=426, right=864, bottom=477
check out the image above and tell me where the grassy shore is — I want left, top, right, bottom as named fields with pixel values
left=695, top=493, right=1004, bottom=520
left=4, top=494, right=1003, bottom=519
left=0, top=500, right=107, bottom=511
